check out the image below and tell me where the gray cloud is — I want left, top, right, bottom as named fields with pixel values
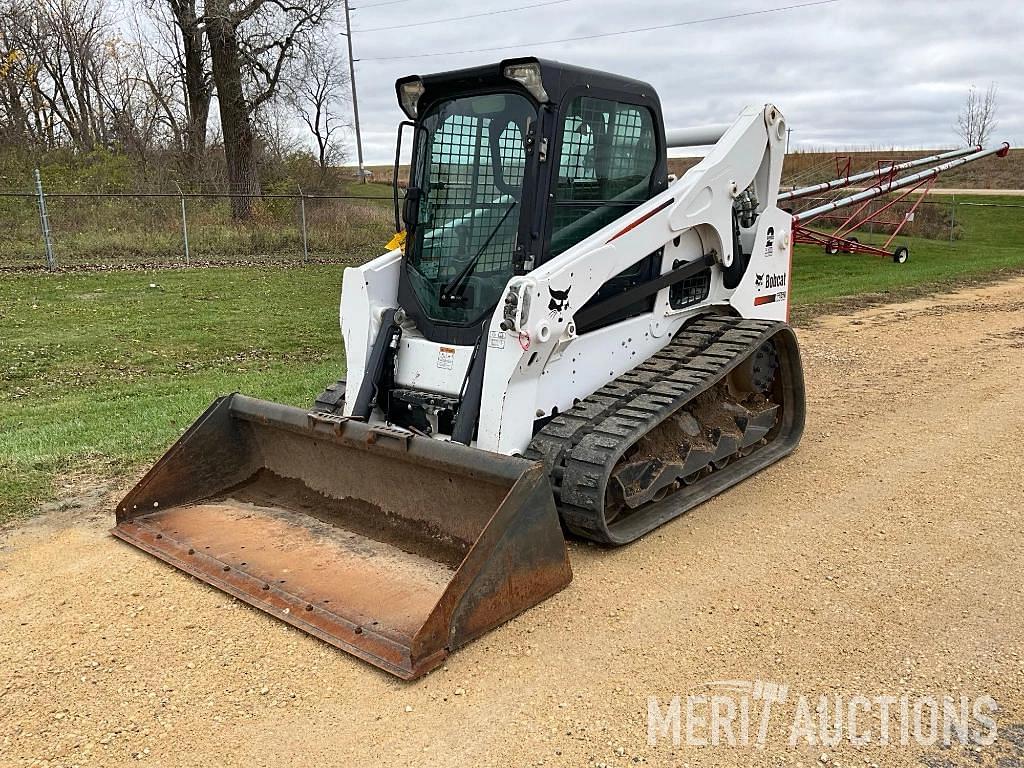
left=342, top=0, right=1021, bottom=164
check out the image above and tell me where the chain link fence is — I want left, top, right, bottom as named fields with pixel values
left=0, top=171, right=398, bottom=270
left=2, top=169, right=1022, bottom=271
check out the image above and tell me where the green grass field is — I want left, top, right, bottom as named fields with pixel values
left=0, top=266, right=348, bottom=522
left=2, top=195, right=1022, bottom=523
left=791, top=196, right=1024, bottom=308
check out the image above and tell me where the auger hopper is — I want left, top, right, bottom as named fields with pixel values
left=112, top=394, right=572, bottom=679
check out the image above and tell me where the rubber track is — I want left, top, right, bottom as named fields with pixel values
left=525, top=314, right=805, bottom=545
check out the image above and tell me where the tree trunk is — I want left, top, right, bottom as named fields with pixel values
left=183, top=49, right=210, bottom=174
left=169, top=0, right=211, bottom=176
left=2, top=79, right=29, bottom=144
left=206, top=5, right=260, bottom=220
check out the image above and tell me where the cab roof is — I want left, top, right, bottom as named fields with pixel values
left=396, top=56, right=660, bottom=112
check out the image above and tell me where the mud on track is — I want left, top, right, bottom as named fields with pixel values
left=2, top=279, right=1024, bottom=767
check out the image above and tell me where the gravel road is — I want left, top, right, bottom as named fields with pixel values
left=3, top=278, right=1023, bottom=768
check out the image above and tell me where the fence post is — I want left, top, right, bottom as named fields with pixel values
left=949, top=195, right=956, bottom=243
left=298, top=184, right=309, bottom=262
left=174, top=182, right=190, bottom=266
left=33, top=169, right=57, bottom=271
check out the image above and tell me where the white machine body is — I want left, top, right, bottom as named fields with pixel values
left=341, top=104, right=793, bottom=455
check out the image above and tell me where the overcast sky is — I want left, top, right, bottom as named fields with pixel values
left=333, top=0, right=1021, bottom=165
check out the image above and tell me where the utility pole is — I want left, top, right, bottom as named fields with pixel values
left=786, top=127, right=793, bottom=155
left=341, top=0, right=366, bottom=183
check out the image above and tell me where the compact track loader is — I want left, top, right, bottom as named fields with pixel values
left=115, top=58, right=808, bottom=679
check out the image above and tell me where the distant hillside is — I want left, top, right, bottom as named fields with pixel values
left=371, top=148, right=1021, bottom=192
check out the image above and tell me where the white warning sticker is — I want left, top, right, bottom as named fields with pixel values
left=437, top=346, right=456, bottom=370
left=488, top=330, right=507, bottom=349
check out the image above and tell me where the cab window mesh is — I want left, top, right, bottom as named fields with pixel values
left=414, top=113, right=525, bottom=278
left=405, top=93, right=534, bottom=327
left=551, top=97, right=657, bottom=256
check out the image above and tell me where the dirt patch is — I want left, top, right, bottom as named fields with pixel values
left=688, top=384, right=746, bottom=442
left=221, top=469, right=471, bottom=568
left=3, top=277, right=1024, bottom=767
left=1, top=473, right=123, bottom=542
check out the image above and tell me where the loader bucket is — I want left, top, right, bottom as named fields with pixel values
left=112, top=394, right=572, bottom=679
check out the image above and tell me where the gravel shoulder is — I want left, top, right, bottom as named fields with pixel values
left=3, top=279, right=1024, bottom=768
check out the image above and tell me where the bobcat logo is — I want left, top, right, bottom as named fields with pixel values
left=548, top=285, right=571, bottom=318
left=755, top=273, right=764, bottom=289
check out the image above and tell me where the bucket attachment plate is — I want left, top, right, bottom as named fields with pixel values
left=113, top=395, right=572, bottom=679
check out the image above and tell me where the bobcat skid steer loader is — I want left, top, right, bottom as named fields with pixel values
left=114, top=58, right=807, bottom=679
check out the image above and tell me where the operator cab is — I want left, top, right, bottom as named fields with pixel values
left=394, top=58, right=669, bottom=345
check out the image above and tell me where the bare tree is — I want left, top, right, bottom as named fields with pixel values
left=286, top=35, right=349, bottom=183
left=97, top=32, right=166, bottom=162
left=144, top=0, right=213, bottom=174
left=955, top=82, right=999, bottom=147
left=253, top=93, right=303, bottom=164
left=0, top=4, right=39, bottom=147
left=2, top=0, right=341, bottom=203
left=42, top=0, right=117, bottom=152
left=0, top=0, right=155, bottom=155
left=204, top=0, right=339, bottom=219
left=5, top=0, right=114, bottom=153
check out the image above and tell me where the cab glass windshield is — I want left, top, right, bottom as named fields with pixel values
left=406, top=93, right=534, bottom=325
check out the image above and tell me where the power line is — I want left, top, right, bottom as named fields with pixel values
left=355, top=0, right=574, bottom=33
left=358, top=0, right=842, bottom=62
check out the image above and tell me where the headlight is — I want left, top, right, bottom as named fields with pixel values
left=503, top=62, right=549, bottom=103
left=397, top=77, right=425, bottom=119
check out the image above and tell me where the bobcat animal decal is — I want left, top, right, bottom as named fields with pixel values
left=548, top=286, right=571, bottom=319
